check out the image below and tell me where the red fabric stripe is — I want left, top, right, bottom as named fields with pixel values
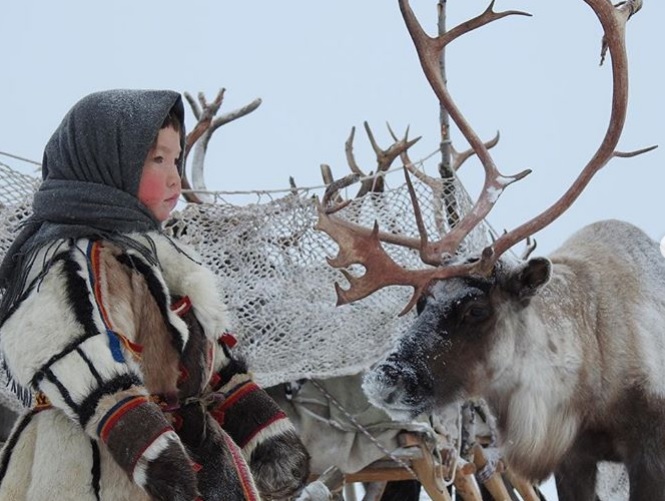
left=129, top=426, right=174, bottom=477
left=217, top=381, right=260, bottom=413
left=100, top=396, right=149, bottom=442
left=238, top=411, right=287, bottom=449
left=218, top=332, right=237, bottom=348
left=170, top=296, right=192, bottom=316
left=121, top=337, right=144, bottom=355
left=222, top=431, right=259, bottom=501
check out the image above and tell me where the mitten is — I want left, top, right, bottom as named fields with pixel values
left=210, top=357, right=310, bottom=499
left=98, top=395, right=199, bottom=501
left=174, top=402, right=261, bottom=501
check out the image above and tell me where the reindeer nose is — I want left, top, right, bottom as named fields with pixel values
left=369, top=361, right=412, bottom=404
left=383, top=387, right=399, bottom=404
left=379, top=361, right=402, bottom=384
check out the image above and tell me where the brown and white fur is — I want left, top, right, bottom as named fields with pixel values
left=363, top=220, right=665, bottom=501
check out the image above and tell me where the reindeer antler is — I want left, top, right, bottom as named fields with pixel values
left=181, top=89, right=262, bottom=204
left=318, top=0, right=654, bottom=314
left=487, top=0, right=651, bottom=262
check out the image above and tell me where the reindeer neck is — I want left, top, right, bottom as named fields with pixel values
left=483, top=260, right=598, bottom=479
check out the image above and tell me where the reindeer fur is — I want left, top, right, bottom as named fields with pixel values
left=363, top=220, right=665, bottom=500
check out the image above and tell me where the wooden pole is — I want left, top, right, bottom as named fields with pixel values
left=436, top=0, right=460, bottom=228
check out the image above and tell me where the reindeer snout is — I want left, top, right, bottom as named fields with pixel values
left=362, top=364, right=401, bottom=407
left=362, top=358, right=430, bottom=421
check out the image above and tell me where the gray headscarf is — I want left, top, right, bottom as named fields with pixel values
left=0, top=89, right=186, bottom=324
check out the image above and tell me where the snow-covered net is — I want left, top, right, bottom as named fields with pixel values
left=0, top=161, right=492, bottom=386
left=596, top=463, right=629, bottom=501
left=165, top=170, right=493, bottom=386
left=0, top=161, right=632, bottom=500
left=0, top=162, right=39, bottom=207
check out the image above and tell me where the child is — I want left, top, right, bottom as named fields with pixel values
left=0, top=90, right=308, bottom=500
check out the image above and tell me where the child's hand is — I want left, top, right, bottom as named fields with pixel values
left=174, top=403, right=261, bottom=501
left=137, top=437, right=199, bottom=501
left=97, top=395, right=199, bottom=500
left=209, top=376, right=310, bottom=499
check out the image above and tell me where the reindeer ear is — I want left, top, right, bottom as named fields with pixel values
left=505, top=257, right=551, bottom=300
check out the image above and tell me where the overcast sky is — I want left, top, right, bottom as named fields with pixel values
left=2, top=1, right=663, bottom=256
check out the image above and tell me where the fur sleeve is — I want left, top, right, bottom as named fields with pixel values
left=0, top=240, right=157, bottom=438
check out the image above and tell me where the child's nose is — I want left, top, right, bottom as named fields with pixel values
left=167, top=165, right=180, bottom=187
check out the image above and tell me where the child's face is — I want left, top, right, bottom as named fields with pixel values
left=138, top=127, right=182, bottom=222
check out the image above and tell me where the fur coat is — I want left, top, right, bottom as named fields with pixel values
left=0, top=232, right=270, bottom=500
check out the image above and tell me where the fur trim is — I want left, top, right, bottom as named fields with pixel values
left=148, top=233, right=231, bottom=341
left=242, top=415, right=294, bottom=461
left=132, top=429, right=181, bottom=487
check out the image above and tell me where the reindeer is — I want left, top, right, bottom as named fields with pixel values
left=316, top=1, right=660, bottom=499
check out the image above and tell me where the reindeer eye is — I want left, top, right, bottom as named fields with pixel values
left=464, top=305, right=490, bottom=323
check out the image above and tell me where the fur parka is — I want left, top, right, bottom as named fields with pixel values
left=0, top=232, right=264, bottom=500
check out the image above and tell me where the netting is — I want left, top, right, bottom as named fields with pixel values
left=0, top=160, right=492, bottom=385
left=596, top=463, right=629, bottom=501
left=0, top=160, right=631, bottom=500
left=165, top=170, right=493, bottom=386
left=0, top=162, right=39, bottom=208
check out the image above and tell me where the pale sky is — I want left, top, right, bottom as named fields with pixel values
left=2, top=1, right=664, bottom=255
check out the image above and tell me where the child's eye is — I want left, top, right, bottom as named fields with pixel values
left=153, top=156, right=164, bottom=164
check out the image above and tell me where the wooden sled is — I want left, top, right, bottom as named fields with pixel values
left=307, top=431, right=544, bottom=501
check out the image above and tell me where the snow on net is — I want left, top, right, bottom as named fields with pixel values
left=0, top=161, right=634, bottom=500
left=0, top=162, right=39, bottom=207
left=0, top=161, right=492, bottom=387
left=163, top=172, right=493, bottom=387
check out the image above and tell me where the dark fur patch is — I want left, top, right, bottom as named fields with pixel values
left=143, top=439, right=199, bottom=501
left=90, top=439, right=101, bottom=500
left=173, top=298, right=209, bottom=399
left=215, top=357, right=248, bottom=391
left=249, top=431, right=310, bottom=499
left=178, top=409, right=255, bottom=501
left=78, top=373, right=143, bottom=428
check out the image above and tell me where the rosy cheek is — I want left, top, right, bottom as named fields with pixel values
left=138, top=172, right=162, bottom=205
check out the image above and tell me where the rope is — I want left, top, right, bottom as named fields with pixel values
left=182, top=148, right=442, bottom=200
left=309, top=379, right=419, bottom=480
left=0, top=151, right=41, bottom=167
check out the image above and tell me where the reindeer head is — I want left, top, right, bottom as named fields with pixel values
left=362, top=255, right=551, bottom=421
left=318, top=0, right=649, bottom=419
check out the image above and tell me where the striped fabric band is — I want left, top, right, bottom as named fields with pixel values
left=101, top=397, right=175, bottom=475
left=221, top=431, right=260, bottom=501
left=97, top=395, right=149, bottom=442
left=218, top=380, right=260, bottom=411
left=86, top=241, right=143, bottom=362
left=212, top=380, right=287, bottom=448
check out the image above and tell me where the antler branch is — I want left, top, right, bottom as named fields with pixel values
left=181, top=90, right=262, bottom=204
left=318, top=0, right=652, bottom=314
left=452, top=132, right=501, bottom=171
left=487, top=0, right=649, bottom=264
left=399, top=0, right=531, bottom=261
left=316, top=199, right=484, bottom=316
left=181, top=89, right=225, bottom=203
